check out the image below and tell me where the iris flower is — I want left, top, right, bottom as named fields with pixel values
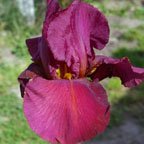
left=18, top=0, right=144, bottom=143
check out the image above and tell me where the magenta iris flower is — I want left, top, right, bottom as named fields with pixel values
left=18, top=0, right=144, bottom=143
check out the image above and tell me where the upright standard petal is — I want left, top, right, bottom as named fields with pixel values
left=45, top=0, right=61, bottom=19
left=43, top=0, right=61, bottom=38
left=80, top=2, right=109, bottom=50
left=43, top=0, right=109, bottom=77
left=90, top=56, right=144, bottom=87
left=25, top=0, right=61, bottom=66
left=24, top=77, right=110, bottom=144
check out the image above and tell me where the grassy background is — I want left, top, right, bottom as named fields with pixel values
left=0, top=0, right=144, bottom=143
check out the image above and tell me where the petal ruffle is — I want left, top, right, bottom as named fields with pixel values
left=81, top=2, right=109, bottom=50
left=90, top=55, right=144, bottom=87
left=24, top=77, right=110, bottom=144
left=43, top=0, right=109, bottom=77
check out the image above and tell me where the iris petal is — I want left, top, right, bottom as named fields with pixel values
left=26, top=37, right=41, bottom=63
left=43, top=0, right=61, bottom=38
left=18, top=63, right=45, bottom=97
left=43, top=0, right=109, bottom=77
left=81, top=2, right=109, bottom=50
left=24, top=77, right=110, bottom=144
left=91, top=55, right=144, bottom=87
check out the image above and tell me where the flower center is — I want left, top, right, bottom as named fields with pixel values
left=56, top=63, right=72, bottom=80
left=64, top=73, right=72, bottom=80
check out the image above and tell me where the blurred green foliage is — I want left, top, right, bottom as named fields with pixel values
left=0, top=93, right=47, bottom=144
left=0, top=0, right=25, bottom=32
left=0, top=0, right=43, bottom=57
left=133, top=7, right=144, bottom=19
left=113, top=26, right=144, bottom=67
left=119, top=25, right=144, bottom=49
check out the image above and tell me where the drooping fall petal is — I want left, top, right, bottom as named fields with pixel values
left=24, top=77, right=110, bottom=144
left=18, top=63, right=46, bottom=97
left=90, top=55, right=144, bottom=87
left=43, top=0, right=109, bottom=77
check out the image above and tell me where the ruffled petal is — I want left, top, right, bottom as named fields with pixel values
left=24, top=77, right=110, bottom=144
left=43, top=0, right=109, bottom=77
left=81, top=2, right=109, bottom=50
left=90, top=55, right=144, bottom=87
left=18, top=63, right=45, bottom=97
